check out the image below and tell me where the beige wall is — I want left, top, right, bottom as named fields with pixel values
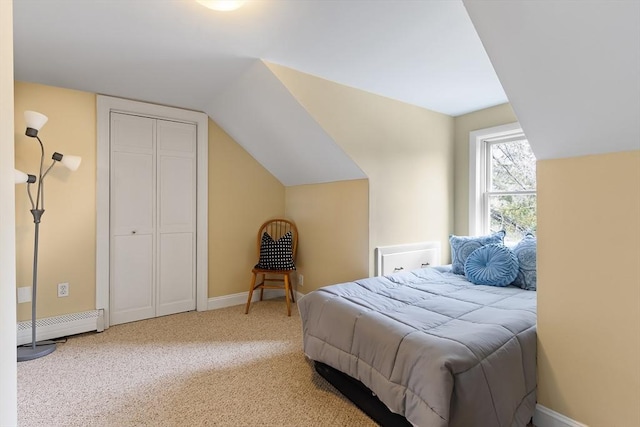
left=537, top=150, right=640, bottom=426
left=453, top=103, right=518, bottom=236
left=207, top=120, right=285, bottom=297
left=14, top=82, right=97, bottom=321
left=269, top=63, right=455, bottom=271
left=13, top=82, right=286, bottom=317
left=285, top=179, right=369, bottom=293
left=1, top=0, right=18, bottom=423
left=12, top=67, right=461, bottom=322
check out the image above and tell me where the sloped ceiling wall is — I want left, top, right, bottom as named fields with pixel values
left=207, top=2, right=640, bottom=184
left=463, top=1, right=640, bottom=160
left=12, top=1, right=506, bottom=188
left=205, top=60, right=366, bottom=186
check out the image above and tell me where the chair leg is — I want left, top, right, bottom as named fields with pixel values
left=245, top=272, right=257, bottom=314
left=259, top=274, right=265, bottom=301
left=284, top=274, right=292, bottom=316
left=289, top=277, right=296, bottom=303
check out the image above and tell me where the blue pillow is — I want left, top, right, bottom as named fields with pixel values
left=464, top=244, right=519, bottom=287
left=450, top=230, right=506, bottom=275
left=511, top=234, right=537, bottom=291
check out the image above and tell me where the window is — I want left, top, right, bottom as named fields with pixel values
left=469, top=123, right=537, bottom=244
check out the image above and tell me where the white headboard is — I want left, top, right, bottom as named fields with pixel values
left=374, top=241, right=441, bottom=277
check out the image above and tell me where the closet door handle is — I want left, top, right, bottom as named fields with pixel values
left=132, top=230, right=137, bottom=235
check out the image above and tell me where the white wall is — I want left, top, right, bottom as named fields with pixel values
left=0, top=0, right=18, bottom=425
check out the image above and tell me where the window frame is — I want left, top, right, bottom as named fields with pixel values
left=469, top=122, right=535, bottom=237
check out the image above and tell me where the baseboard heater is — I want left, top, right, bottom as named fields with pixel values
left=17, top=309, right=105, bottom=346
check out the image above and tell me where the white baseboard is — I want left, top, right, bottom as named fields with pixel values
left=16, top=290, right=302, bottom=344
left=534, top=405, right=588, bottom=427
left=207, top=289, right=305, bottom=311
left=17, top=309, right=105, bottom=346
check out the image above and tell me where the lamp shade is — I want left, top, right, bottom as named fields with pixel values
left=60, top=154, right=82, bottom=171
left=24, top=111, right=48, bottom=137
left=14, top=169, right=29, bottom=184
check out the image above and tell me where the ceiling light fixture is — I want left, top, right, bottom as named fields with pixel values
left=195, top=0, right=246, bottom=11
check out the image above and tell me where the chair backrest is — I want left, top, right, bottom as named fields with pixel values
left=256, top=218, right=298, bottom=260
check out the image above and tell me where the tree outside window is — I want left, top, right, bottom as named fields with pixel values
left=486, top=138, right=536, bottom=244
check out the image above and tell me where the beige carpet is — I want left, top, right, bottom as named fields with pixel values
left=18, top=300, right=376, bottom=426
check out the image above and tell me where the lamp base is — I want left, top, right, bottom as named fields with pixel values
left=17, top=340, right=57, bottom=362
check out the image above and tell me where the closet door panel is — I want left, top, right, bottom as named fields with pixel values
left=157, top=120, right=196, bottom=154
left=110, top=113, right=156, bottom=326
left=110, top=230, right=155, bottom=324
left=111, top=152, right=154, bottom=236
left=158, top=155, right=194, bottom=231
left=156, top=120, right=196, bottom=316
left=157, top=232, right=194, bottom=316
left=110, top=152, right=155, bottom=325
left=111, top=113, right=154, bottom=150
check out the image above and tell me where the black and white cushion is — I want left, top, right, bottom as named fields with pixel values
left=256, top=231, right=296, bottom=270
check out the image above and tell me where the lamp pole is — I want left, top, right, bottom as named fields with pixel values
left=16, top=111, right=81, bottom=362
left=17, top=135, right=57, bottom=362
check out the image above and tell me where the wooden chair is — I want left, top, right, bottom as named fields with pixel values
left=245, top=219, right=298, bottom=316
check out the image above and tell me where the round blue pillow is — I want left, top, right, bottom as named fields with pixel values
left=464, top=243, right=519, bottom=287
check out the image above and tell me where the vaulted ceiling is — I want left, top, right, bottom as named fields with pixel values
left=12, top=0, right=640, bottom=185
left=13, top=0, right=504, bottom=116
left=464, top=0, right=640, bottom=160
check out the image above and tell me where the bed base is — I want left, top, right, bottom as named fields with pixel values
left=314, top=361, right=412, bottom=427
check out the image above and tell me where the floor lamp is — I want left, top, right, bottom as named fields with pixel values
left=15, top=110, right=81, bottom=362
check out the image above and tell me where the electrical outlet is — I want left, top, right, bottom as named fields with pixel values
left=17, top=286, right=32, bottom=303
left=298, top=274, right=304, bottom=287
left=57, top=282, right=69, bottom=298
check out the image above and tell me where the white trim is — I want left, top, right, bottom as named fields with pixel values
left=374, top=241, right=442, bottom=276
left=468, top=122, right=522, bottom=236
left=533, top=404, right=589, bottom=427
left=0, top=2, right=17, bottom=422
left=208, top=290, right=305, bottom=311
left=96, top=95, right=208, bottom=328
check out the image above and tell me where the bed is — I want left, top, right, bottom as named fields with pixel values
left=298, top=266, right=537, bottom=427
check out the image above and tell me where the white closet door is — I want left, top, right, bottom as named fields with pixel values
left=156, top=120, right=196, bottom=316
left=110, top=113, right=156, bottom=325
left=110, top=113, right=197, bottom=325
